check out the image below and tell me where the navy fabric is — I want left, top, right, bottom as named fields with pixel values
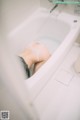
left=19, top=56, right=30, bottom=78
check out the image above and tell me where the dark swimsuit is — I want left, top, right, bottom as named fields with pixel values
left=19, top=57, right=30, bottom=78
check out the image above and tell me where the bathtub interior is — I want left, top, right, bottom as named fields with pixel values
left=7, top=11, right=71, bottom=81
left=8, top=14, right=70, bottom=54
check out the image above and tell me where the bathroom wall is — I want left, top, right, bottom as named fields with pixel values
left=1, top=0, right=40, bottom=34
left=40, top=0, right=75, bottom=12
left=40, top=0, right=53, bottom=9
left=76, top=34, right=80, bottom=44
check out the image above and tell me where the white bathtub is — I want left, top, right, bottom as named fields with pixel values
left=8, top=8, right=80, bottom=99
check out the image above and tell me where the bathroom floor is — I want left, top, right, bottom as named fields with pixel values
left=34, top=43, right=80, bottom=120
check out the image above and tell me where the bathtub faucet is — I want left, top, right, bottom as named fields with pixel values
left=49, top=0, right=64, bottom=13
left=50, top=4, right=58, bottom=13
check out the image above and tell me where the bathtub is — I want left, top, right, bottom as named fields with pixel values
left=8, top=8, right=80, bottom=99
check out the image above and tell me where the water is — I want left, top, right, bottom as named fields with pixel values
left=37, top=36, right=61, bottom=54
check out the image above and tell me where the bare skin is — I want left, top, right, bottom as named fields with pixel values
left=19, top=42, right=51, bottom=73
left=34, top=55, right=51, bottom=73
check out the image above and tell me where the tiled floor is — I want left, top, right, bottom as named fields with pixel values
left=34, top=44, right=80, bottom=120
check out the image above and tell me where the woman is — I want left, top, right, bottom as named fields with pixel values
left=19, top=42, right=51, bottom=78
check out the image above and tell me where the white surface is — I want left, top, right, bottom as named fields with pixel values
left=38, top=37, right=60, bottom=53
left=2, top=0, right=40, bottom=34
left=55, top=69, right=74, bottom=86
left=8, top=8, right=80, bottom=99
left=8, top=8, right=70, bottom=54
left=25, top=9, right=80, bottom=91
left=34, top=45, right=80, bottom=120
left=40, top=0, right=53, bottom=9
left=26, top=10, right=80, bottom=100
